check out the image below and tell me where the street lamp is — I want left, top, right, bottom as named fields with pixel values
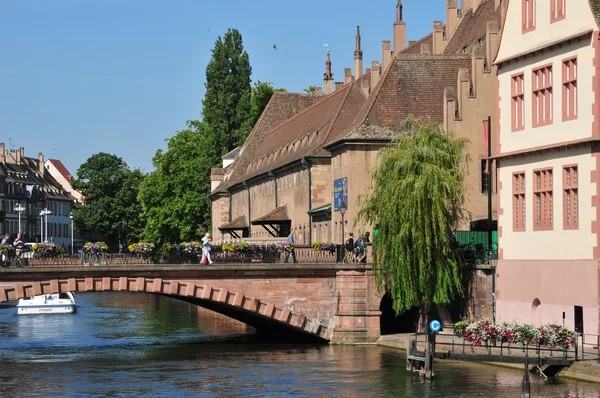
left=14, top=204, right=26, bottom=236
left=39, top=208, right=52, bottom=243
left=70, top=212, right=74, bottom=256
left=339, top=200, right=347, bottom=260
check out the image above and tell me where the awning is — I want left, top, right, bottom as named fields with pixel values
left=218, top=215, right=249, bottom=238
left=307, top=204, right=331, bottom=216
left=251, top=205, right=290, bottom=237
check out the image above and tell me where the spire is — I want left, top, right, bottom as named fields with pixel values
left=354, top=26, right=363, bottom=58
left=396, top=0, right=403, bottom=22
left=324, top=51, right=334, bottom=94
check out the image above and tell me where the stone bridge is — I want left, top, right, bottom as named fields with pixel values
left=0, top=264, right=382, bottom=344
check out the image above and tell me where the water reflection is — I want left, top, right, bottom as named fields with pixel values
left=0, top=293, right=598, bottom=397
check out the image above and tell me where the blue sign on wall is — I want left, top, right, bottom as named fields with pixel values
left=333, top=177, right=348, bottom=212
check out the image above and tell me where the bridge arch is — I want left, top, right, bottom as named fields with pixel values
left=0, top=278, right=330, bottom=342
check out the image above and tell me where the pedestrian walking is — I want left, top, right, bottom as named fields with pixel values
left=284, top=230, right=297, bottom=264
left=201, top=233, right=213, bottom=265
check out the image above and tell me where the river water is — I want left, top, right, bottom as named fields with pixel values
left=0, top=292, right=598, bottom=397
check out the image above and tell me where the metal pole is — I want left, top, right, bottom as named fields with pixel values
left=487, top=115, right=493, bottom=249
left=71, top=218, right=74, bottom=256
left=17, top=210, right=21, bottom=235
left=341, top=212, right=345, bottom=261
left=44, top=210, right=48, bottom=243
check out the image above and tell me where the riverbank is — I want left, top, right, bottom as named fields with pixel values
left=377, top=333, right=600, bottom=384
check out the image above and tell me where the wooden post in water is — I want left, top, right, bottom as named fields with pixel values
left=424, top=332, right=435, bottom=379
left=406, top=340, right=414, bottom=372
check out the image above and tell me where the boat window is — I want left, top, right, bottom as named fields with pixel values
left=58, top=293, right=69, bottom=299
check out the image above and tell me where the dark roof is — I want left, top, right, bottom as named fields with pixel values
left=251, top=205, right=290, bottom=224
left=307, top=204, right=331, bottom=215
left=48, top=159, right=74, bottom=182
left=218, top=215, right=249, bottom=230
left=0, top=157, right=72, bottom=201
left=331, top=54, right=472, bottom=143
left=444, top=0, right=501, bottom=55
left=401, top=33, right=433, bottom=55
left=213, top=92, right=324, bottom=194
left=219, top=83, right=366, bottom=188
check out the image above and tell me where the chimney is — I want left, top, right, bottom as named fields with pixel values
left=344, top=68, right=353, bottom=84
left=471, top=45, right=485, bottom=96
left=38, top=152, right=44, bottom=176
left=486, top=21, right=500, bottom=68
left=371, top=61, right=380, bottom=89
left=335, top=82, right=344, bottom=91
left=432, top=21, right=444, bottom=54
left=314, top=87, right=323, bottom=95
left=354, top=26, right=363, bottom=80
left=210, top=168, right=226, bottom=193
left=462, top=0, right=473, bottom=11
left=0, top=143, right=4, bottom=162
left=421, top=42, right=431, bottom=54
left=408, top=40, right=417, bottom=47
left=393, top=0, right=407, bottom=54
left=446, top=0, right=459, bottom=39
left=323, top=52, right=334, bottom=94
left=381, top=40, right=392, bottom=72
left=361, top=77, right=370, bottom=97
left=16, top=147, right=24, bottom=164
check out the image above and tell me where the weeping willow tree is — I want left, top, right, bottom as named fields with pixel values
left=356, top=116, right=470, bottom=315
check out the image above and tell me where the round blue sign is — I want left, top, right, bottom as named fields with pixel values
left=429, top=320, right=442, bottom=333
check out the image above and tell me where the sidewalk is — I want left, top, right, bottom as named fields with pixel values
left=377, top=333, right=600, bottom=384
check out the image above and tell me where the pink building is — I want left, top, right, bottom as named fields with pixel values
left=495, top=0, right=600, bottom=334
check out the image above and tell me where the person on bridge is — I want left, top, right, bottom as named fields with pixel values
left=201, top=233, right=213, bottom=265
left=284, top=230, right=297, bottom=264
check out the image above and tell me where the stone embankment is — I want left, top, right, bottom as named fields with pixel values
left=377, top=333, right=600, bottom=384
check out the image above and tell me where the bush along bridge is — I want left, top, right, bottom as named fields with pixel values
left=406, top=320, right=600, bottom=397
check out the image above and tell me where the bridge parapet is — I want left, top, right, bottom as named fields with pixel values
left=0, top=264, right=381, bottom=343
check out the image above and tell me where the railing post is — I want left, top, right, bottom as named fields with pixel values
left=522, top=355, right=531, bottom=398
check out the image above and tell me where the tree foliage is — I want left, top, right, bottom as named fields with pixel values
left=138, top=121, right=216, bottom=248
left=303, top=85, right=319, bottom=94
left=356, top=117, right=470, bottom=314
left=202, top=28, right=252, bottom=156
left=71, top=153, right=145, bottom=249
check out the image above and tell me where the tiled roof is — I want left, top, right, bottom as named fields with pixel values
left=251, top=205, right=290, bottom=224
left=401, top=33, right=433, bottom=55
left=444, top=0, right=501, bottom=55
left=591, top=0, right=600, bottom=25
left=218, top=215, right=249, bottom=230
left=217, top=83, right=366, bottom=190
left=332, top=54, right=472, bottom=142
left=0, top=157, right=72, bottom=200
left=48, top=158, right=74, bottom=182
left=214, top=92, right=323, bottom=194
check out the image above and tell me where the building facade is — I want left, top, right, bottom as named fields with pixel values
left=0, top=144, right=74, bottom=247
left=494, top=0, right=600, bottom=333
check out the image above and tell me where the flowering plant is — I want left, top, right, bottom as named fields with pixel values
left=0, top=244, right=8, bottom=255
left=128, top=242, right=154, bottom=255
left=33, top=243, right=64, bottom=258
left=172, top=242, right=200, bottom=254
left=82, top=242, right=109, bottom=254
left=312, top=241, right=336, bottom=254
left=454, top=319, right=577, bottom=349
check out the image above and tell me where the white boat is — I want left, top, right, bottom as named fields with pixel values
left=17, top=292, right=76, bottom=315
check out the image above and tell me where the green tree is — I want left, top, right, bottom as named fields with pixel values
left=202, top=28, right=252, bottom=155
left=303, top=85, right=319, bottom=94
left=72, top=153, right=145, bottom=250
left=242, top=80, right=287, bottom=135
left=138, top=121, right=216, bottom=248
left=356, top=116, right=469, bottom=315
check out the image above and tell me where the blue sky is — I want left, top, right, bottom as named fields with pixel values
left=0, top=0, right=447, bottom=175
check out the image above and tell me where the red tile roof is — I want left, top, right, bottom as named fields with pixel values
left=216, top=83, right=366, bottom=191
left=218, top=215, right=249, bottom=230
left=213, top=92, right=323, bottom=194
left=48, top=158, right=74, bottom=182
left=444, top=0, right=501, bottom=55
left=331, top=54, right=472, bottom=143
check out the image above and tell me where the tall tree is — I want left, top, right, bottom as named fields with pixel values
left=138, top=121, right=216, bottom=249
left=356, top=116, right=469, bottom=315
left=303, top=86, right=319, bottom=94
left=71, top=153, right=145, bottom=250
left=202, top=28, right=252, bottom=155
left=241, top=81, right=287, bottom=135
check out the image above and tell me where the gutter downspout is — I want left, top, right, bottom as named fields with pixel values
left=226, top=189, right=232, bottom=223
left=301, top=157, right=312, bottom=243
left=268, top=171, right=278, bottom=207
